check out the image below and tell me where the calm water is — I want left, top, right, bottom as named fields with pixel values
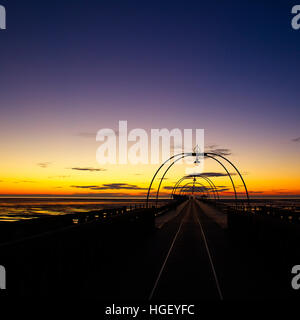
left=0, top=198, right=169, bottom=222
left=0, top=197, right=299, bottom=222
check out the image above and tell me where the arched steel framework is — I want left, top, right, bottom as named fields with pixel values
left=179, top=181, right=214, bottom=200
left=200, top=176, right=219, bottom=200
left=172, top=175, right=219, bottom=200
left=205, top=155, right=237, bottom=201
left=154, top=154, right=186, bottom=206
left=180, top=186, right=204, bottom=197
left=172, top=177, right=191, bottom=196
left=207, top=152, right=249, bottom=201
left=146, top=152, right=249, bottom=207
left=180, top=186, right=210, bottom=198
left=146, top=152, right=187, bottom=208
left=179, top=182, right=210, bottom=198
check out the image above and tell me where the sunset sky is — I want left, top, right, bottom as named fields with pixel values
left=0, top=0, right=299, bottom=198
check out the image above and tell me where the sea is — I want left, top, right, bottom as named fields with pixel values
left=0, top=197, right=168, bottom=222
left=0, top=197, right=298, bottom=222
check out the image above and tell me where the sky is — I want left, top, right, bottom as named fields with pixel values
left=0, top=0, right=299, bottom=198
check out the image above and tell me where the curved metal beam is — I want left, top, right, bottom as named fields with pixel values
left=147, top=151, right=249, bottom=207
left=181, top=186, right=208, bottom=198
left=199, top=176, right=220, bottom=200
left=205, top=152, right=250, bottom=204
left=155, top=154, right=186, bottom=206
left=172, top=177, right=189, bottom=197
left=172, top=175, right=219, bottom=200
left=146, top=152, right=191, bottom=207
left=177, top=180, right=216, bottom=200
left=205, top=155, right=237, bottom=202
left=179, top=182, right=210, bottom=198
left=180, top=186, right=205, bottom=197
left=179, top=182, right=206, bottom=195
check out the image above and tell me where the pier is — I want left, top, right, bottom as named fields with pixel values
left=0, top=197, right=299, bottom=299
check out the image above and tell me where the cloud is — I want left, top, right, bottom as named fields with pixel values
left=249, top=191, right=264, bottom=194
left=178, top=186, right=231, bottom=193
left=291, top=137, right=300, bottom=142
left=215, top=187, right=231, bottom=192
left=100, top=183, right=149, bottom=190
left=163, top=185, right=230, bottom=192
left=37, top=162, right=51, bottom=168
left=163, top=186, right=177, bottom=190
left=270, top=189, right=295, bottom=195
left=206, top=144, right=218, bottom=149
left=71, top=185, right=99, bottom=189
left=207, top=148, right=232, bottom=156
left=71, top=183, right=149, bottom=190
left=205, top=144, right=232, bottom=156
left=71, top=192, right=135, bottom=197
left=186, top=172, right=236, bottom=178
left=70, top=167, right=106, bottom=172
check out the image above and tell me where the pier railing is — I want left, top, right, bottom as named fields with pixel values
left=0, top=199, right=185, bottom=247
left=226, top=204, right=300, bottom=224
left=0, top=199, right=185, bottom=295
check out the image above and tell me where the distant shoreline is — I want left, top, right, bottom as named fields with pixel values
left=0, top=196, right=299, bottom=200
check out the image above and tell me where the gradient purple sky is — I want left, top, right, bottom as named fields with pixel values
left=0, top=0, right=299, bottom=196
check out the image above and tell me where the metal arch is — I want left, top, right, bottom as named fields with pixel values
left=172, top=176, right=206, bottom=196
left=179, top=182, right=207, bottom=195
left=198, top=176, right=220, bottom=200
left=205, top=152, right=250, bottom=204
left=195, top=176, right=218, bottom=201
left=172, top=175, right=219, bottom=198
left=205, top=155, right=238, bottom=202
left=155, top=154, right=186, bottom=207
left=181, top=186, right=209, bottom=198
left=178, top=181, right=215, bottom=200
left=180, top=185, right=210, bottom=199
left=171, top=177, right=190, bottom=197
left=146, top=151, right=249, bottom=207
left=180, top=185, right=203, bottom=196
left=172, top=177, right=189, bottom=197
left=146, top=152, right=191, bottom=207
left=172, top=175, right=219, bottom=200
left=155, top=153, right=237, bottom=205
left=155, top=154, right=237, bottom=206
left=179, top=182, right=210, bottom=198
left=180, top=186, right=206, bottom=197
